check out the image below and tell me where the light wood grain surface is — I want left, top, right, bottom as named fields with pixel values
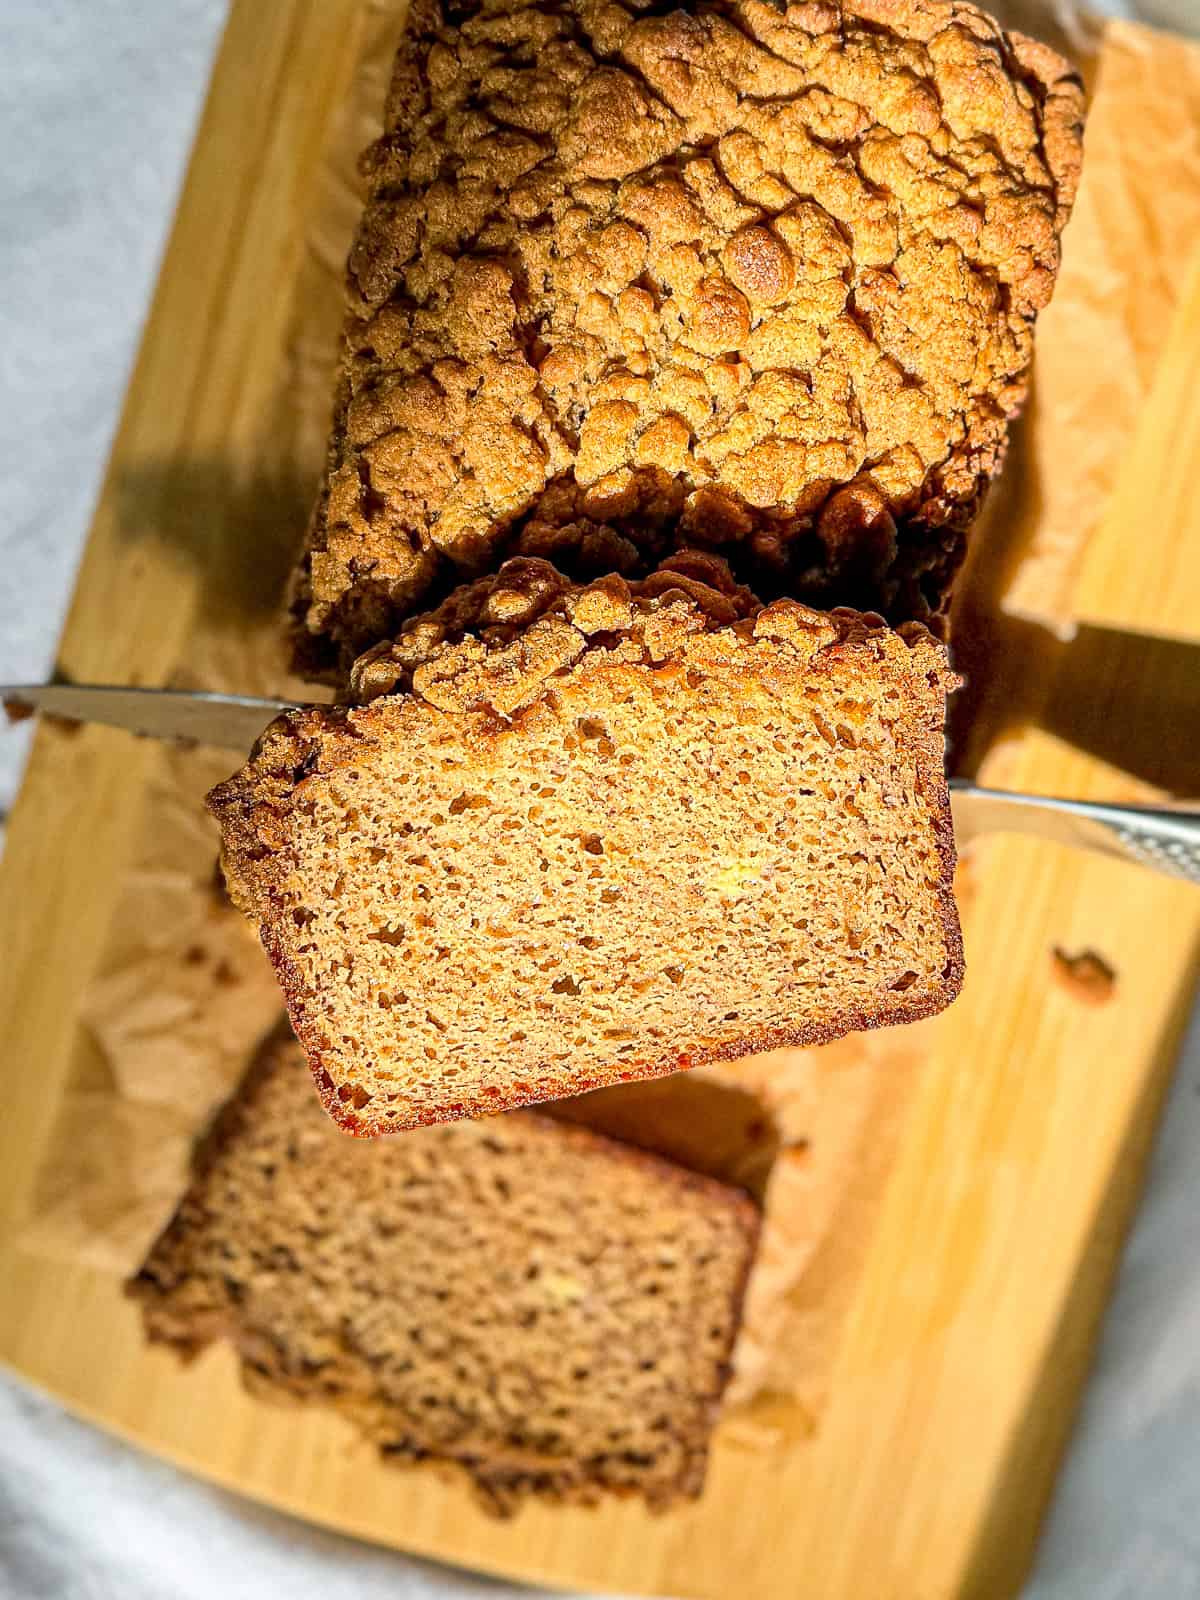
left=1, top=7, right=1199, bottom=1599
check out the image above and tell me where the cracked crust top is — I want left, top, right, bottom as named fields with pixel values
left=344, top=548, right=942, bottom=715
left=293, top=0, right=1085, bottom=672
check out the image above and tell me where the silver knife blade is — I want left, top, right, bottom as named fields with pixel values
left=949, top=780, right=1200, bottom=882
left=5, top=684, right=1198, bottom=882
left=2, top=685, right=298, bottom=752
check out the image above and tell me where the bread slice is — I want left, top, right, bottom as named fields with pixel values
left=211, top=556, right=962, bottom=1136
left=291, top=0, right=1084, bottom=673
left=129, top=1033, right=759, bottom=1513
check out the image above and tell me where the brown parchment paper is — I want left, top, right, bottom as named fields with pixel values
left=996, top=17, right=1200, bottom=628
left=19, top=0, right=1200, bottom=1439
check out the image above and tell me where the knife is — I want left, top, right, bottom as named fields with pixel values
left=3, top=683, right=297, bottom=752
left=5, top=682, right=1198, bottom=883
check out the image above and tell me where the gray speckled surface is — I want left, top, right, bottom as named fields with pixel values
left=2, top=3, right=1199, bottom=1597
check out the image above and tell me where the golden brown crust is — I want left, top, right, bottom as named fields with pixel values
left=213, top=560, right=962, bottom=1137
left=129, top=1033, right=760, bottom=1512
left=346, top=549, right=760, bottom=709
left=292, top=0, right=1085, bottom=673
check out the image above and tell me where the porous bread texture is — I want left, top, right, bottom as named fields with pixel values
left=212, top=556, right=962, bottom=1136
left=129, top=1034, right=760, bottom=1514
left=292, top=0, right=1085, bottom=672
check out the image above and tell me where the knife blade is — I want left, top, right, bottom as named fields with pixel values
left=4, top=682, right=1197, bottom=881
left=3, top=684, right=297, bottom=752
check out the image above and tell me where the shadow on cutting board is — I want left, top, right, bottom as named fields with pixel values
left=110, top=458, right=317, bottom=629
left=949, top=390, right=1200, bottom=798
left=546, top=1072, right=783, bottom=1205
left=952, top=612, right=1200, bottom=799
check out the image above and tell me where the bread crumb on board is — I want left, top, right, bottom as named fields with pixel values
left=1051, top=946, right=1118, bottom=1006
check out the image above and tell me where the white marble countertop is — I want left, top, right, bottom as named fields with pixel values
left=2, top=3, right=1198, bottom=1597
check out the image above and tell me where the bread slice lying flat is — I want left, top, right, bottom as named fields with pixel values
left=210, top=556, right=962, bottom=1136
left=130, top=1033, right=759, bottom=1513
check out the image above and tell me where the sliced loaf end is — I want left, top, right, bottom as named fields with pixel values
left=130, top=1033, right=759, bottom=1512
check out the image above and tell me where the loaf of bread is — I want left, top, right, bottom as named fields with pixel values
left=211, top=555, right=962, bottom=1136
left=130, top=1033, right=759, bottom=1513
left=291, top=0, right=1083, bottom=674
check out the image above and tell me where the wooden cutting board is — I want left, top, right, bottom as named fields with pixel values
left=2, top=6, right=1199, bottom=1597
